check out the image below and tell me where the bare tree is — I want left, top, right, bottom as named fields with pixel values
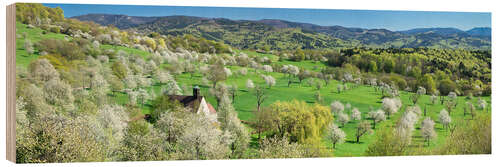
left=355, top=121, right=373, bottom=143
left=228, top=84, right=238, bottom=103
left=207, top=61, right=228, bottom=88
left=466, top=101, right=476, bottom=119
left=254, top=85, right=267, bottom=112
left=410, top=86, right=426, bottom=105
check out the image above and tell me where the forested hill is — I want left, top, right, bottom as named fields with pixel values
left=72, top=14, right=491, bottom=50
left=70, top=14, right=161, bottom=29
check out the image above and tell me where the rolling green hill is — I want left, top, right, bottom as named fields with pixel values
left=73, top=14, right=491, bottom=50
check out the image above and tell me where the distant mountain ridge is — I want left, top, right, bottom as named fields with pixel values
left=466, top=27, right=491, bottom=37
left=71, top=14, right=491, bottom=50
left=71, top=14, right=161, bottom=29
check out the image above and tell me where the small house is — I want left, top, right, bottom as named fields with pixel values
left=168, top=86, right=217, bottom=122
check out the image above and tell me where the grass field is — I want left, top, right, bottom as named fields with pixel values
left=16, top=23, right=491, bottom=157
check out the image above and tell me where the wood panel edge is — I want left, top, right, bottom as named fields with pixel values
left=6, top=3, right=17, bottom=163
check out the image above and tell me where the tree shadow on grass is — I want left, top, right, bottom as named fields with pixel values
left=345, top=140, right=365, bottom=144
left=153, top=82, right=165, bottom=86
left=249, top=136, right=260, bottom=149
left=143, top=103, right=153, bottom=108
left=199, top=85, right=210, bottom=88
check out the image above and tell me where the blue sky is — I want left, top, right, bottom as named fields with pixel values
left=44, top=3, right=491, bottom=31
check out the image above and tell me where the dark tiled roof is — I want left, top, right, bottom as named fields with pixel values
left=168, top=95, right=217, bottom=114
left=168, top=95, right=202, bottom=112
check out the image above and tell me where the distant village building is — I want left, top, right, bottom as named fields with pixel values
left=168, top=86, right=218, bottom=122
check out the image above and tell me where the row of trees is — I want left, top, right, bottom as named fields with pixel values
left=277, top=47, right=490, bottom=97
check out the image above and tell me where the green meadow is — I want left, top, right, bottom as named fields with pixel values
left=16, top=23, right=491, bottom=157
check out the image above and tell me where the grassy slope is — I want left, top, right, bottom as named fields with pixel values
left=16, top=23, right=491, bottom=157
left=15, top=23, right=67, bottom=68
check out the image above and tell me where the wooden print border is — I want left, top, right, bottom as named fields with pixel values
left=6, top=3, right=17, bottom=163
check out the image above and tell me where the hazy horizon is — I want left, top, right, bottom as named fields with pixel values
left=44, top=3, right=491, bottom=31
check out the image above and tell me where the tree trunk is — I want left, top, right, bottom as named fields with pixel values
left=257, top=103, right=261, bottom=113
left=232, top=93, right=235, bottom=103
left=424, top=105, right=427, bottom=116
left=196, top=145, right=200, bottom=159
left=356, top=135, right=360, bottom=143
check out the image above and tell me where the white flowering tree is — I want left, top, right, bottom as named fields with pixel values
left=29, top=58, right=60, bottom=83
left=96, top=104, right=129, bottom=150
left=258, top=135, right=305, bottom=158
left=351, top=108, right=361, bottom=121
left=327, top=123, right=346, bottom=149
left=163, top=78, right=182, bottom=95
left=263, top=75, right=276, bottom=88
left=217, top=95, right=250, bottom=158
left=382, top=98, right=401, bottom=119
left=246, top=79, right=255, bottom=91
left=337, top=112, right=350, bottom=127
left=395, top=107, right=419, bottom=144
left=430, top=94, right=438, bottom=105
left=43, top=78, right=75, bottom=107
left=368, top=109, right=386, bottom=128
left=24, top=39, right=34, bottom=56
left=281, top=65, right=299, bottom=87
left=155, top=70, right=173, bottom=84
left=421, top=117, right=437, bottom=146
left=262, top=65, right=273, bottom=73
left=438, top=109, right=451, bottom=130
left=330, top=101, right=344, bottom=115
left=239, top=68, right=248, bottom=76
left=478, top=99, right=487, bottom=111
left=177, top=113, right=232, bottom=160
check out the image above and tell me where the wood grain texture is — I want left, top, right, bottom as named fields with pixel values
left=6, top=3, right=17, bottom=163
